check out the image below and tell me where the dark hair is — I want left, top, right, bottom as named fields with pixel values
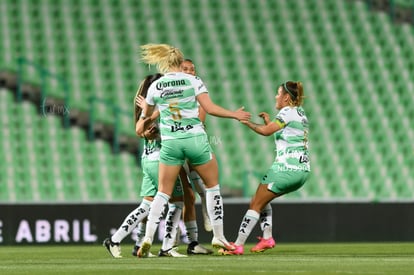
left=281, top=81, right=304, bottom=106
left=134, top=73, right=163, bottom=123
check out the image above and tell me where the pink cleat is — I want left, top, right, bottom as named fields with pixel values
left=250, top=237, right=276, bottom=253
left=218, top=243, right=244, bottom=255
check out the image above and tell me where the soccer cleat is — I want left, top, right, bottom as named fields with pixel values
left=211, top=237, right=235, bottom=251
left=158, top=249, right=169, bottom=257
left=250, top=237, right=276, bottom=253
left=218, top=243, right=244, bottom=255
left=134, top=246, right=156, bottom=258
left=103, top=238, right=122, bottom=258
left=132, top=245, right=139, bottom=257
left=187, top=241, right=213, bottom=255
left=137, top=237, right=152, bottom=258
left=158, top=247, right=188, bottom=257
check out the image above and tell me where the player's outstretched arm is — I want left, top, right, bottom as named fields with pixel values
left=197, top=93, right=250, bottom=121
left=241, top=117, right=281, bottom=136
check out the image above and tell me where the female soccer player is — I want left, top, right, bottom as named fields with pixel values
left=134, top=61, right=212, bottom=257
left=179, top=58, right=213, bottom=255
left=103, top=74, right=186, bottom=258
left=136, top=43, right=250, bottom=257
left=219, top=81, right=310, bottom=255
left=135, top=60, right=212, bottom=256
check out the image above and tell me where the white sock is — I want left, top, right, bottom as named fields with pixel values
left=135, top=221, right=146, bottom=247
left=235, top=209, right=260, bottom=246
left=161, top=202, right=183, bottom=251
left=144, top=192, right=170, bottom=243
left=184, top=220, right=198, bottom=243
left=111, top=199, right=151, bottom=243
left=205, top=185, right=224, bottom=238
left=260, top=203, right=273, bottom=239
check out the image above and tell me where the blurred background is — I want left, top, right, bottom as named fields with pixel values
left=0, top=0, right=413, bottom=205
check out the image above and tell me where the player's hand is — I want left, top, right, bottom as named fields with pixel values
left=144, top=123, right=159, bottom=140
left=259, top=112, right=270, bottom=125
left=135, top=95, right=146, bottom=109
left=234, top=107, right=251, bottom=122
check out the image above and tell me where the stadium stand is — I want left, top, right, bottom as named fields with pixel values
left=0, top=89, right=142, bottom=202
left=0, top=0, right=413, bottom=202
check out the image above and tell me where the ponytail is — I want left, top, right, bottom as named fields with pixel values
left=140, top=44, right=184, bottom=74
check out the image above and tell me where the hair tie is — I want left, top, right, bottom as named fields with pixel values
left=283, top=82, right=297, bottom=100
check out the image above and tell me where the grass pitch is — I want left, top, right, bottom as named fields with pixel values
left=0, top=243, right=413, bottom=275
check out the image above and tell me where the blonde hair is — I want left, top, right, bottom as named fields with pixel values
left=282, top=81, right=305, bottom=106
left=140, top=44, right=184, bottom=74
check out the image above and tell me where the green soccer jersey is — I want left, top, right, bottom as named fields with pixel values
left=273, top=106, right=310, bottom=172
left=141, top=137, right=161, bottom=162
left=146, top=72, right=207, bottom=140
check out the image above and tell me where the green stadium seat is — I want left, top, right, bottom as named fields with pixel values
left=394, top=0, right=414, bottom=8
left=1, top=0, right=413, bottom=201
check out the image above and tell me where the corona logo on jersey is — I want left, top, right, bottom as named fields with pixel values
left=156, top=79, right=186, bottom=90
